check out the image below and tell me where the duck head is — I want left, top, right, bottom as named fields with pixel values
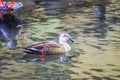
left=59, top=32, right=75, bottom=45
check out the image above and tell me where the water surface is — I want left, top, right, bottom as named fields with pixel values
left=0, top=0, right=120, bottom=80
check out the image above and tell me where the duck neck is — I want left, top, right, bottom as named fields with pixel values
left=60, top=42, right=71, bottom=53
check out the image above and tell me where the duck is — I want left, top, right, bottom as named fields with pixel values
left=21, top=32, right=76, bottom=62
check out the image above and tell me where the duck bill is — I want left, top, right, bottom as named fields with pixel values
left=68, top=38, right=76, bottom=43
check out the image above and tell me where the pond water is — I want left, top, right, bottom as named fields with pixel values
left=0, top=0, right=120, bottom=80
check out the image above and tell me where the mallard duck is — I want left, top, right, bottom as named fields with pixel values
left=21, top=32, right=76, bottom=62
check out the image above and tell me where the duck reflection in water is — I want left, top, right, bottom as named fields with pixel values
left=0, top=14, right=23, bottom=49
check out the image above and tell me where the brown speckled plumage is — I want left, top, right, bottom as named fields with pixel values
left=21, top=32, right=75, bottom=62
left=22, top=41, right=66, bottom=55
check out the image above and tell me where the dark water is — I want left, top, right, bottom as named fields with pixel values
left=0, top=0, right=120, bottom=80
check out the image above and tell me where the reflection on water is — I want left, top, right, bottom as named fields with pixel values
left=93, top=23, right=108, bottom=38
left=0, top=14, right=22, bottom=49
left=0, top=0, right=120, bottom=80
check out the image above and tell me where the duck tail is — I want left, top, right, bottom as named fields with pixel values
left=20, top=47, right=32, bottom=53
left=20, top=47, right=42, bottom=54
